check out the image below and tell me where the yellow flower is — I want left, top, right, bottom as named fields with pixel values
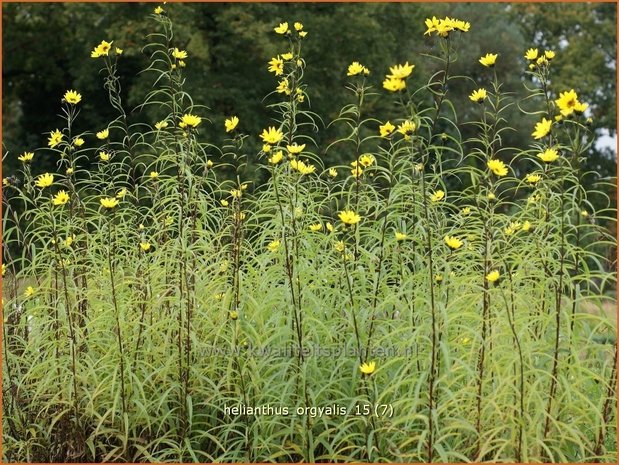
left=461, top=207, right=471, bottom=215
left=532, top=118, right=552, bottom=139
left=260, top=126, right=284, bottom=144
left=35, top=173, right=54, bottom=188
left=555, top=89, right=587, bottom=116
left=230, top=189, right=242, bottom=199
left=274, top=22, right=289, bottom=34
left=309, top=223, right=322, bottom=232
left=289, top=159, right=315, bottom=175
left=268, top=56, right=284, bottom=76
left=154, top=6, right=164, bottom=14
left=99, top=151, right=110, bottom=162
left=115, top=47, right=123, bottom=55
left=574, top=101, right=588, bottom=114
left=52, top=190, right=70, bottom=206
left=487, top=159, right=508, bottom=176
left=395, top=232, right=408, bottom=241
left=435, top=274, right=444, bottom=283
left=299, top=31, right=308, bottom=38
left=172, top=48, right=188, bottom=59
left=262, top=143, right=272, bottom=153
left=91, top=40, right=113, bottom=58
left=444, top=235, right=463, bottom=250
left=139, top=242, right=151, bottom=252
left=155, top=120, right=169, bottom=130
left=100, top=197, right=119, bottom=209
left=430, top=190, right=445, bottom=202
left=486, top=270, right=500, bottom=283
left=229, top=310, right=239, bottom=320
left=281, top=52, right=294, bottom=60
left=347, top=61, right=369, bottom=76
left=73, top=137, right=85, bottom=147
left=24, top=286, right=35, bottom=298
left=268, top=150, right=284, bottom=164
left=328, top=168, right=337, bottom=178
left=581, top=210, right=589, bottom=218
left=397, top=120, right=416, bottom=138
left=524, top=48, right=539, bottom=61
left=150, top=171, right=159, bottom=179
left=225, top=116, right=239, bottom=133
left=66, top=168, right=74, bottom=175
left=64, top=90, right=82, bottom=104
left=525, top=173, right=542, bottom=184
left=488, top=192, right=496, bottom=201
left=544, top=50, right=555, bottom=60
left=1, top=263, right=6, bottom=277
left=294, top=22, right=303, bottom=31
left=536, top=56, right=548, bottom=66
left=387, top=62, right=415, bottom=79
left=326, top=223, right=335, bottom=233
left=287, top=143, right=306, bottom=154
left=179, top=60, right=186, bottom=68
left=96, top=129, right=109, bottom=140
left=479, top=53, right=498, bottom=67
left=18, top=152, right=34, bottom=163
left=522, top=220, right=532, bottom=232
left=221, top=199, right=229, bottom=207
left=116, top=188, right=127, bottom=199
left=379, top=121, right=396, bottom=137
left=383, top=77, right=406, bottom=92
left=358, top=154, right=375, bottom=167
left=276, top=78, right=291, bottom=95
left=351, top=165, right=363, bottom=178
left=505, top=221, right=522, bottom=236
left=359, top=361, right=376, bottom=375
left=338, top=210, right=361, bottom=226
left=537, top=148, right=559, bottom=163
left=469, top=88, right=487, bottom=103
left=48, top=129, right=63, bottom=148
left=179, top=114, right=201, bottom=128
left=267, top=240, right=281, bottom=252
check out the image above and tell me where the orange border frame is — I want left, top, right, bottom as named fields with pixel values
left=0, top=1, right=617, bottom=464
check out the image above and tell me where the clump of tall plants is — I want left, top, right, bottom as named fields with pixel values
left=2, top=7, right=616, bottom=463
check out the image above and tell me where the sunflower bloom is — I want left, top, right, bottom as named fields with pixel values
left=267, top=240, right=281, bottom=252
left=479, top=53, right=497, bottom=67
left=383, top=77, right=406, bottom=92
left=100, top=197, right=119, bottom=209
left=486, top=270, right=500, bottom=283
left=18, top=152, right=34, bottom=163
left=487, top=159, right=508, bottom=177
left=225, top=116, right=239, bottom=132
left=172, top=48, right=188, bottom=59
left=48, top=129, right=63, bottom=148
left=444, top=235, right=463, bottom=250
left=469, top=88, right=487, bottom=103
left=91, top=40, right=113, bottom=58
left=287, top=143, right=306, bottom=154
left=309, top=223, right=322, bottom=232
left=268, top=151, right=284, bottom=164
left=179, top=114, right=201, bottom=129
left=63, top=90, right=82, bottom=104
left=525, top=173, right=542, bottom=184
left=395, top=232, right=408, bottom=241
left=360, top=361, right=376, bottom=375
left=338, top=210, right=361, bottom=226
left=52, top=190, right=70, bottom=206
left=430, top=190, right=445, bottom=202
left=96, top=129, right=109, bottom=140
left=274, top=22, right=289, bottom=34
left=155, top=120, right=169, bottom=130
left=140, top=242, right=151, bottom=251
left=537, top=148, right=559, bottom=163
left=260, top=126, right=284, bottom=144
left=524, top=48, right=538, bottom=61
left=387, top=62, right=414, bottom=79
left=379, top=121, right=396, bottom=137
left=268, top=56, right=284, bottom=76
left=35, top=173, right=54, bottom=188
left=347, top=61, right=369, bottom=76
left=532, top=118, right=552, bottom=139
